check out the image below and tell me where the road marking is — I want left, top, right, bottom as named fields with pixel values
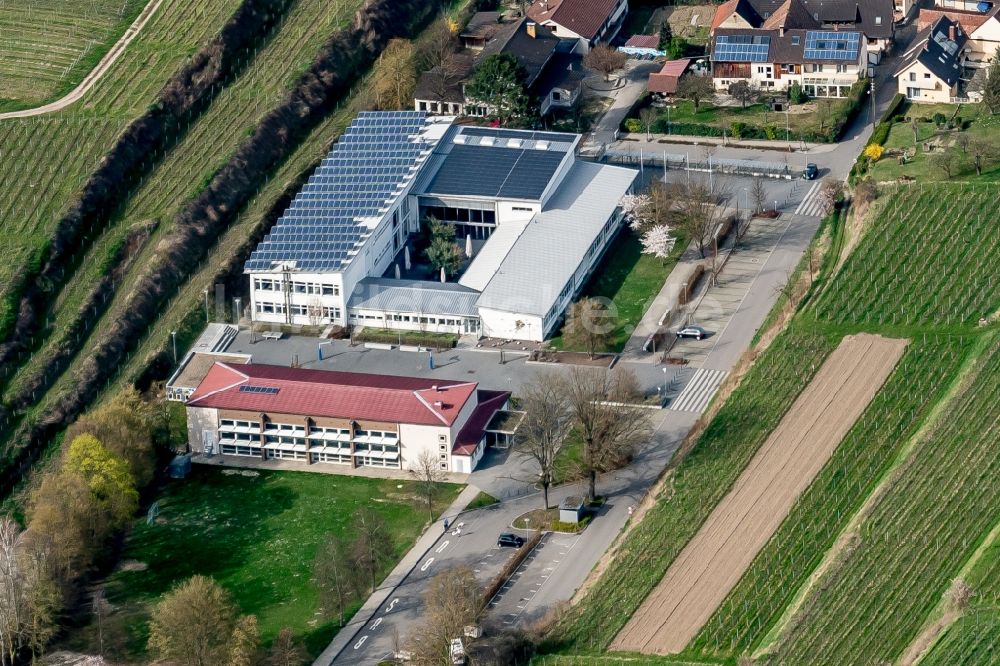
left=421, top=557, right=435, bottom=571
left=371, top=618, right=383, bottom=630
left=354, top=636, right=368, bottom=650
left=670, top=368, right=728, bottom=413
left=436, top=540, right=450, bottom=554
left=385, top=598, right=399, bottom=613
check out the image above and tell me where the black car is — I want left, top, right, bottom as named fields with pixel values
left=802, top=163, right=819, bottom=180
left=497, top=533, right=525, bottom=548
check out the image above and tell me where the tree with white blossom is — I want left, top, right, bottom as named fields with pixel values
left=620, top=193, right=652, bottom=231
left=640, top=224, right=677, bottom=261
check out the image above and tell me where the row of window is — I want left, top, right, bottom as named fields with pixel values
left=421, top=205, right=497, bottom=225
left=255, top=302, right=342, bottom=318
left=221, top=424, right=399, bottom=441
left=388, top=314, right=466, bottom=326
left=220, top=444, right=405, bottom=469
left=254, top=278, right=340, bottom=296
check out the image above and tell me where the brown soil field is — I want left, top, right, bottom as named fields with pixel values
left=611, top=333, right=908, bottom=655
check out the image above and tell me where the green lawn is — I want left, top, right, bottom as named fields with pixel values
left=60, top=468, right=462, bottom=661
left=550, top=228, right=686, bottom=353
left=867, top=103, right=1000, bottom=182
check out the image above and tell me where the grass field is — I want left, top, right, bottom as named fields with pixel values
left=0, top=0, right=246, bottom=332
left=1, top=0, right=362, bottom=404
left=549, top=228, right=687, bottom=353
left=59, top=468, right=462, bottom=660
left=0, top=0, right=147, bottom=110
left=867, top=103, right=1000, bottom=182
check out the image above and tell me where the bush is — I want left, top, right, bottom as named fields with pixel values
left=764, top=124, right=778, bottom=140
left=933, top=111, right=947, bottom=126
left=623, top=117, right=644, bottom=133
left=788, top=81, right=807, bottom=104
left=730, top=121, right=749, bottom=139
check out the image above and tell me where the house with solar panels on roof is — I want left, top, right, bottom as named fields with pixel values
left=244, top=111, right=638, bottom=342
left=708, top=0, right=883, bottom=97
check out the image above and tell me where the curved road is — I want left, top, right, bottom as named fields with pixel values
left=0, top=0, right=163, bottom=120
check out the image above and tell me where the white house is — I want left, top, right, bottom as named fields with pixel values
left=896, top=15, right=968, bottom=102
left=526, top=0, right=629, bottom=53
left=244, top=111, right=638, bottom=342
left=184, top=362, right=513, bottom=474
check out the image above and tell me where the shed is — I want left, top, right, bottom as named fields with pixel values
left=648, top=58, right=692, bottom=95
left=168, top=454, right=192, bottom=479
left=559, top=495, right=585, bottom=524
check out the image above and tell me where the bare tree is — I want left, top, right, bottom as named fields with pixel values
left=931, top=149, right=961, bottom=179
left=148, top=575, right=238, bottom=666
left=564, top=368, right=653, bottom=501
left=405, top=567, right=481, bottom=665
left=639, top=107, right=658, bottom=140
left=514, top=375, right=574, bottom=510
left=349, top=508, right=394, bottom=594
left=750, top=176, right=767, bottom=215
left=267, top=627, right=308, bottom=666
left=410, top=449, right=448, bottom=523
left=676, top=75, right=715, bottom=113
left=372, top=39, right=417, bottom=110
left=583, top=44, right=627, bottom=82
left=728, top=80, right=759, bottom=109
left=674, top=179, right=732, bottom=258
left=415, top=17, right=459, bottom=73
left=227, top=614, right=260, bottom=666
left=968, top=137, right=995, bottom=175
left=312, top=534, right=358, bottom=627
left=561, top=298, right=614, bottom=359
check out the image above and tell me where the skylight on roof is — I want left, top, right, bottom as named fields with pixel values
left=239, top=385, right=280, bottom=394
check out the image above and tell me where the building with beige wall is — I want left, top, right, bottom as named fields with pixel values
left=185, top=362, right=512, bottom=474
left=896, top=15, right=968, bottom=102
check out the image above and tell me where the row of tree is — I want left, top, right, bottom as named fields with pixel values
left=0, top=389, right=158, bottom=664
left=516, top=367, right=652, bottom=510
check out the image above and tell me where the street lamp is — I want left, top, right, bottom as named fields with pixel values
left=171, top=330, right=177, bottom=364
left=203, top=288, right=210, bottom=322
left=662, top=366, right=668, bottom=396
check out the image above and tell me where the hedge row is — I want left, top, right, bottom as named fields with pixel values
left=0, top=0, right=295, bottom=371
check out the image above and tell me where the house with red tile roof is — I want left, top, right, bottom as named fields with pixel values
left=527, top=0, right=629, bottom=53
left=185, top=363, right=514, bottom=474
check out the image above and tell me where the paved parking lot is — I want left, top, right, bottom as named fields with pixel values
left=487, top=532, right=581, bottom=628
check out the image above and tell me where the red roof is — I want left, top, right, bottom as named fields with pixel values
left=187, top=363, right=478, bottom=427
left=453, top=390, right=511, bottom=456
left=648, top=58, right=691, bottom=94
left=528, top=0, right=621, bottom=41
left=711, top=0, right=740, bottom=33
left=917, top=8, right=988, bottom=33
left=625, top=34, right=660, bottom=49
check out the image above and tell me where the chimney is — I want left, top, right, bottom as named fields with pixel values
left=949, top=24, right=956, bottom=41
left=434, top=401, right=444, bottom=408
left=527, top=21, right=537, bottom=38
left=431, top=385, right=439, bottom=391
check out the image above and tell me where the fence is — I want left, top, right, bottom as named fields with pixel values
left=602, top=149, right=794, bottom=180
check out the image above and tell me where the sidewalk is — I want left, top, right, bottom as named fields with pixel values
left=619, top=131, right=826, bottom=153
left=311, top=484, right=481, bottom=665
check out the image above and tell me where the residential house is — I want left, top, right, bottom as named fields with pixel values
left=896, top=15, right=968, bottom=102
left=711, top=0, right=894, bottom=62
left=711, top=26, right=868, bottom=97
left=919, top=4, right=1000, bottom=69
left=185, top=362, right=514, bottom=474
left=526, top=0, right=629, bottom=53
left=413, top=16, right=584, bottom=117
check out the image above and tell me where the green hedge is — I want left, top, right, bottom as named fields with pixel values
left=850, top=91, right=905, bottom=182
left=354, top=327, right=458, bottom=349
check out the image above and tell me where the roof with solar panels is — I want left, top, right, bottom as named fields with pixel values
left=244, top=111, right=452, bottom=273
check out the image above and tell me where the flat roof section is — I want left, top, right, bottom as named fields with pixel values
left=421, top=143, right=566, bottom=200
left=476, top=160, right=637, bottom=317
left=348, top=277, right=481, bottom=317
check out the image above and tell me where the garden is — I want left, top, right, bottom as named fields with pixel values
left=58, top=467, right=463, bottom=661
left=623, top=80, right=869, bottom=143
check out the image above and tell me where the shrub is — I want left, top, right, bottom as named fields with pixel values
left=788, top=82, right=807, bottom=104
left=623, top=117, right=644, bottom=133
left=730, top=121, right=748, bottom=139
left=764, top=124, right=778, bottom=140
left=863, top=144, right=885, bottom=162
left=933, top=111, right=947, bottom=126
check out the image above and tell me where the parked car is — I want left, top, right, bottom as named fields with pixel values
left=676, top=326, right=708, bottom=340
left=802, top=163, right=819, bottom=180
left=497, top=533, right=525, bottom=548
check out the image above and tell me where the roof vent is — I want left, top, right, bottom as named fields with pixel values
left=434, top=400, right=444, bottom=408
left=431, top=385, right=439, bottom=391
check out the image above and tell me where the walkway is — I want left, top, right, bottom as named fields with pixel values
left=0, top=0, right=163, bottom=120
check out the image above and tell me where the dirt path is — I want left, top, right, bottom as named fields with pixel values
left=611, top=333, right=908, bottom=655
left=0, top=0, right=162, bottom=120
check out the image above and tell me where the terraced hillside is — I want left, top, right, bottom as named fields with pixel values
left=0, top=0, right=147, bottom=109
left=540, top=181, right=1000, bottom=665
left=0, top=0, right=247, bottom=332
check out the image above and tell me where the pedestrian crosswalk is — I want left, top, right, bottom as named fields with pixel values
left=794, top=180, right=827, bottom=217
left=670, top=368, right=728, bottom=413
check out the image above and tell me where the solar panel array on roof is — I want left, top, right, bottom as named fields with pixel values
left=245, top=111, right=434, bottom=273
left=421, top=143, right=566, bottom=200
left=713, top=34, right=771, bottom=62
left=803, top=31, right=861, bottom=60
